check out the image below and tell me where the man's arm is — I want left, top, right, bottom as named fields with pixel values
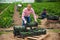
left=31, top=8, right=37, bottom=21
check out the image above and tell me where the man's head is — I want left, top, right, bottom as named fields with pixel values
left=27, top=4, right=32, bottom=10
left=43, top=8, right=47, bottom=13
left=43, top=8, right=46, bottom=11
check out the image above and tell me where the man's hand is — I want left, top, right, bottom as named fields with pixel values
left=35, top=19, right=37, bottom=22
left=24, top=21, right=27, bottom=24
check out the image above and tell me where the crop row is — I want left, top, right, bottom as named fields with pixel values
left=0, top=4, right=14, bottom=28
left=0, top=3, right=10, bottom=13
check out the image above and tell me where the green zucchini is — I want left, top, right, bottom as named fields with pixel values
left=25, top=22, right=38, bottom=27
left=47, top=15, right=59, bottom=20
left=13, top=26, right=46, bottom=37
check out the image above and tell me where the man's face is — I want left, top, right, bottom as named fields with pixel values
left=27, top=4, right=32, bottom=10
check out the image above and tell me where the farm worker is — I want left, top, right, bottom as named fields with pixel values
left=22, top=4, right=37, bottom=26
left=41, top=8, right=48, bottom=19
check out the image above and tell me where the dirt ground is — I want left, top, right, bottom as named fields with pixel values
left=40, top=18, right=60, bottom=29
left=43, top=30, right=60, bottom=40
left=44, top=33, right=60, bottom=40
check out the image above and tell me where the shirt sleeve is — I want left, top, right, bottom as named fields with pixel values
left=31, top=8, right=36, bottom=21
left=22, top=8, right=26, bottom=21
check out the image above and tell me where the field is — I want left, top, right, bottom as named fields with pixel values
left=0, top=3, right=10, bottom=13
left=19, top=2, right=60, bottom=15
left=18, top=2, right=60, bottom=23
left=0, top=3, right=14, bottom=28
left=0, top=2, right=60, bottom=28
left=0, top=2, right=60, bottom=40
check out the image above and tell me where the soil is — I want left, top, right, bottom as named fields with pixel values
left=43, top=30, right=60, bottom=40
left=40, top=18, right=60, bottom=29
left=44, top=33, right=60, bottom=40
left=13, top=5, right=22, bottom=26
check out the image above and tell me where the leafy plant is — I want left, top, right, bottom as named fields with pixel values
left=0, top=3, right=10, bottom=13
left=0, top=4, right=14, bottom=28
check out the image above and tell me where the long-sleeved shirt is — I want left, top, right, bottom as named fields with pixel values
left=22, top=8, right=36, bottom=21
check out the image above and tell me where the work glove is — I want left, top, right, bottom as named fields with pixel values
left=35, top=19, right=37, bottom=22
left=24, top=21, right=27, bottom=24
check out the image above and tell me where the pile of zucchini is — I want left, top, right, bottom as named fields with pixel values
left=13, top=26, right=46, bottom=38
left=25, top=21, right=38, bottom=27
left=47, top=15, right=59, bottom=20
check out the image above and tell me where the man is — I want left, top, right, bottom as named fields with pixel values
left=22, top=4, right=37, bottom=26
left=41, top=8, right=48, bottom=19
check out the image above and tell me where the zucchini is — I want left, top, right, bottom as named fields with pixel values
left=47, top=15, right=59, bottom=20
left=13, top=26, right=26, bottom=36
left=25, top=22, right=38, bottom=27
left=20, top=32, right=33, bottom=37
left=13, top=26, right=46, bottom=37
left=33, top=28, right=46, bottom=35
